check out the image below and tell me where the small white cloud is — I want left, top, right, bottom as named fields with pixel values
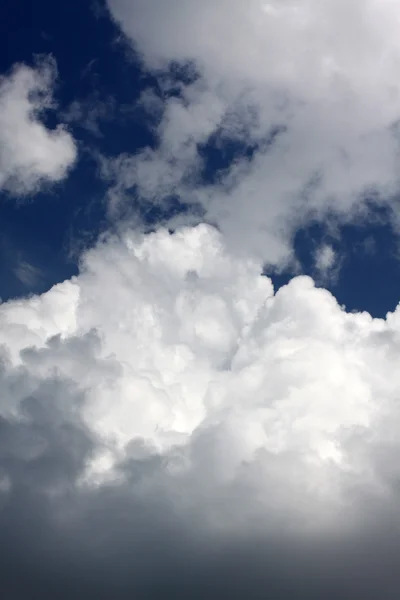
left=314, top=243, right=338, bottom=282
left=0, top=57, right=77, bottom=196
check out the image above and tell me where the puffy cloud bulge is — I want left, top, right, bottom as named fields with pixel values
left=0, top=58, right=77, bottom=196
left=107, top=0, right=400, bottom=263
left=2, top=224, right=400, bottom=597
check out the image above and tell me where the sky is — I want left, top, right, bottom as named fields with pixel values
left=3, top=1, right=400, bottom=598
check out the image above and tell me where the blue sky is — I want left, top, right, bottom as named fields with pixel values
left=0, top=0, right=152, bottom=298
left=1, top=0, right=400, bottom=316
left=4, top=2, right=400, bottom=599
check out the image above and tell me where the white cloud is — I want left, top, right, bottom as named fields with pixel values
left=1, top=224, right=400, bottom=536
left=5, top=7, right=400, bottom=581
left=313, top=243, right=339, bottom=283
left=0, top=57, right=77, bottom=196
left=105, top=0, right=400, bottom=264
left=315, top=245, right=335, bottom=272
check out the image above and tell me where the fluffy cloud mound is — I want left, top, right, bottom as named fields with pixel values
left=106, top=0, right=400, bottom=263
left=0, top=57, right=77, bottom=196
left=2, top=224, right=400, bottom=596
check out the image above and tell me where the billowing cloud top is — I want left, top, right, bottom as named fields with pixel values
left=0, top=58, right=77, bottom=196
left=2, top=224, right=400, bottom=597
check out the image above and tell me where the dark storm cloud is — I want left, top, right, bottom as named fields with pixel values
left=1, top=356, right=400, bottom=600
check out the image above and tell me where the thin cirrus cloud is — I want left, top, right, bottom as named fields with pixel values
left=106, top=0, right=400, bottom=265
left=0, top=57, right=77, bottom=196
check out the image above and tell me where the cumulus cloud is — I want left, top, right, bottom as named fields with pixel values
left=0, top=57, right=77, bottom=196
left=4, top=3, right=400, bottom=595
left=105, top=0, right=400, bottom=264
left=2, top=224, right=400, bottom=596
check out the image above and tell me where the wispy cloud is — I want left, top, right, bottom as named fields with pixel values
left=105, top=0, right=400, bottom=266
